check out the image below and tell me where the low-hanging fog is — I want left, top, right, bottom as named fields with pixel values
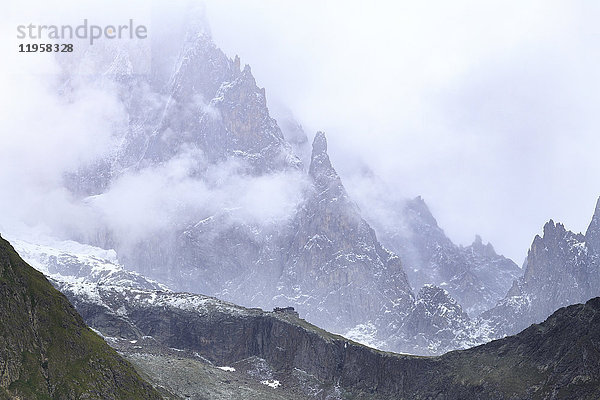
left=2, top=0, right=600, bottom=264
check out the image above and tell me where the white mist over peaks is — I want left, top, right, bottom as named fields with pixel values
left=204, top=0, right=600, bottom=262
left=0, top=0, right=309, bottom=249
left=4, top=0, right=600, bottom=264
left=0, top=43, right=125, bottom=237
left=88, top=148, right=309, bottom=245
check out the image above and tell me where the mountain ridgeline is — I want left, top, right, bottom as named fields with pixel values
left=54, top=273, right=600, bottom=400
left=0, top=235, right=161, bottom=399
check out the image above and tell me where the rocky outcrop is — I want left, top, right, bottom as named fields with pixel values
left=149, top=33, right=300, bottom=173
left=398, top=285, right=491, bottom=355
left=0, top=235, right=161, bottom=399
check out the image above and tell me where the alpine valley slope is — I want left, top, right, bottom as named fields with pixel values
left=0, top=234, right=162, bottom=399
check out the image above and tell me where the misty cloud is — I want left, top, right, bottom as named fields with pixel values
left=3, top=0, right=600, bottom=266
left=1, top=2, right=309, bottom=249
left=88, top=147, right=309, bottom=245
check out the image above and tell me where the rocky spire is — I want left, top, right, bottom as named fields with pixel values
left=489, top=212, right=595, bottom=337
left=309, top=132, right=341, bottom=186
left=585, top=196, right=600, bottom=251
left=307, top=132, right=348, bottom=205
left=278, top=131, right=414, bottom=336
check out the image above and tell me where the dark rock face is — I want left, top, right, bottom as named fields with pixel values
left=483, top=198, right=600, bottom=337
left=276, top=132, right=414, bottom=333
left=57, top=278, right=600, bottom=400
left=368, top=196, right=521, bottom=316
left=0, top=236, right=160, bottom=399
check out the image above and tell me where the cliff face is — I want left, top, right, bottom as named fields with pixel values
left=56, top=278, right=600, bottom=400
left=0, top=235, right=161, bottom=400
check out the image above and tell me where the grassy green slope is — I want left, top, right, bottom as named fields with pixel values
left=0, top=235, right=162, bottom=400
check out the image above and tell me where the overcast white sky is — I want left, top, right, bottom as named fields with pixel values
left=202, top=0, right=600, bottom=263
left=2, top=0, right=600, bottom=263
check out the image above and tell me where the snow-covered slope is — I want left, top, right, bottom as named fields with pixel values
left=10, top=238, right=166, bottom=291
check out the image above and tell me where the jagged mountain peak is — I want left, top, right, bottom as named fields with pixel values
left=530, top=220, right=565, bottom=258
left=367, top=194, right=521, bottom=317
left=542, top=219, right=567, bottom=239
left=586, top=196, right=600, bottom=250
left=279, top=130, right=414, bottom=335
left=312, top=130, right=328, bottom=154
left=486, top=197, right=600, bottom=339
left=469, top=234, right=497, bottom=257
